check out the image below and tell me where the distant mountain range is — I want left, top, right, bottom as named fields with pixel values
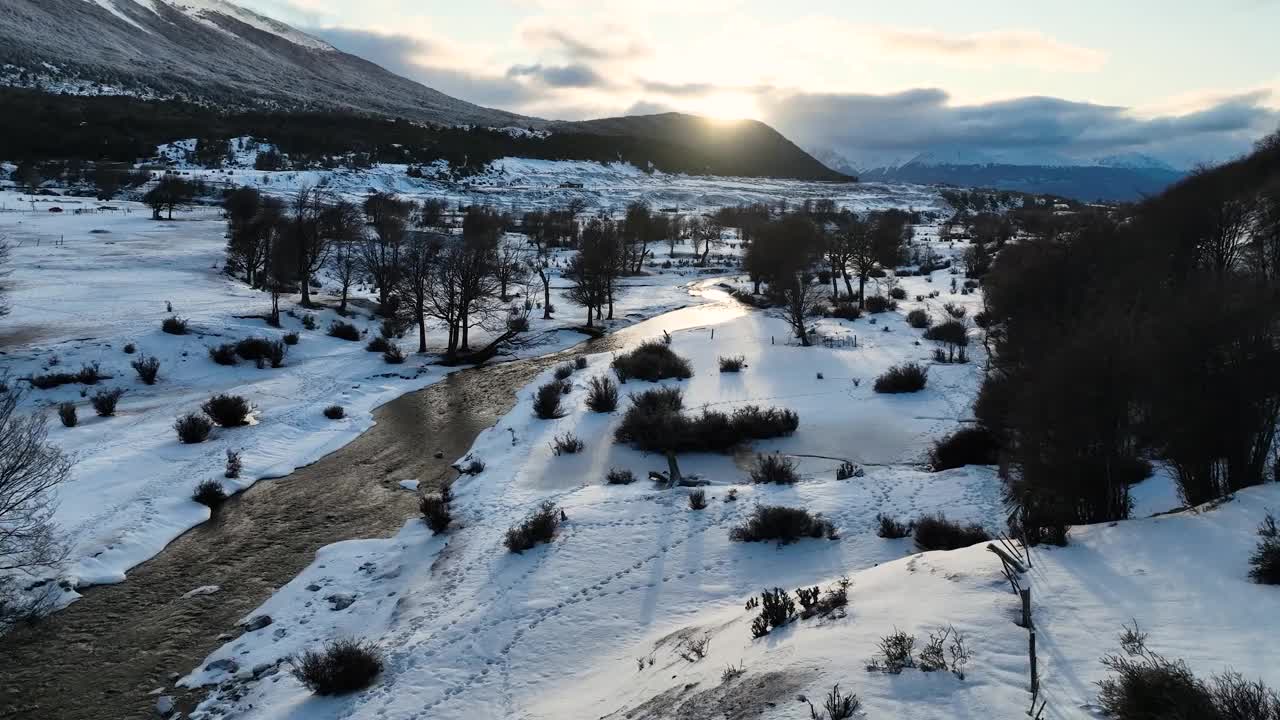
left=0, top=0, right=844, bottom=181
left=813, top=147, right=1185, bottom=201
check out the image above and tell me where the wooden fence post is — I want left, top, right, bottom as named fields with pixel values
left=1020, top=587, right=1032, bottom=629
left=1029, top=630, right=1039, bottom=697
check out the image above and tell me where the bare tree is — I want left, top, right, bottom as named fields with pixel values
left=360, top=195, right=411, bottom=313
left=566, top=218, right=620, bottom=328
left=0, top=387, right=73, bottom=626
left=689, top=217, right=725, bottom=266
left=781, top=272, right=819, bottom=346
left=329, top=232, right=361, bottom=314
left=493, top=239, right=529, bottom=301
left=396, top=232, right=441, bottom=353
left=143, top=176, right=197, bottom=220
left=849, top=211, right=908, bottom=308
left=0, top=235, right=10, bottom=319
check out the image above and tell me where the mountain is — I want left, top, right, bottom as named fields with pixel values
left=0, top=0, right=844, bottom=181
left=856, top=151, right=1186, bottom=201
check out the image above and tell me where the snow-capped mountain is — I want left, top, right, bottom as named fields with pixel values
left=849, top=148, right=1186, bottom=201
left=0, top=0, right=532, bottom=127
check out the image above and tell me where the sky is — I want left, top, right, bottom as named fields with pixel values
left=238, top=0, right=1280, bottom=169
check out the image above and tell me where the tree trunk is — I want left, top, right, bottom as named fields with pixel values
left=540, top=269, right=552, bottom=319
left=858, top=275, right=867, bottom=309
left=842, top=270, right=854, bottom=299
left=665, top=452, right=682, bottom=486
left=585, top=307, right=593, bottom=328
left=830, top=263, right=839, bottom=297
left=417, top=313, right=427, bottom=353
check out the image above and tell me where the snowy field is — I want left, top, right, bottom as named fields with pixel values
left=149, top=155, right=948, bottom=217
left=0, top=190, right=725, bottom=600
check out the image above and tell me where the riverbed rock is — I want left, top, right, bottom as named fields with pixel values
left=241, top=614, right=272, bottom=632
left=326, top=593, right=356, bottom=611
left=205, top=658, right=239, bottom=675
left=155, top=695, right=175, bottom=717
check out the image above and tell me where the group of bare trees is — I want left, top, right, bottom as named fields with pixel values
left=979, top=129, right=1280, bottom=537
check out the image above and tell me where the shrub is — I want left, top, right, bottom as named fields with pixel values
left=90, top=388, right=125, bottom=417
left=864, top=295, right=896, bottom=313
left=234, top=337, right=275, bottom=362
left=606, top=468, right=636, bottom=485
left=290, top=638, right=383, bottom=695
left=943, top=302, right=967, bottom=319
left=677, top=634, right=712, bottom=662
left=876, top=514, right=913, bottom=539
left=419, top=486, right=452, bottom=534
left=804, top=685, right=861, bottom=720
left=1097, top=624, right=1218, bottom=720
left=162, top=316, right=188, bottom=335
left=973, top=310, right=991, bottom=328
left=550, top=432, right=584, bottom=455
left=507, top=315, right=530, bottom=332
left=174, top=413, right=212, bottom=443
left=225, top=449, right=242, bottom=479
left=554, top=363, right=575, bottom=381
left=131, top=355, right=160, bottom=384
left=913, top=513, right=990, bottom=551
left=750, top=588, right=797, bottom=638
left=612, top=341, right=693, bottom=382
left=461, top=459, right=485, bottom=475
left=836, top=461, right=860, bottom=480
left=688, top=489, right=707, bottom=510
left=533, top=381, right=567, bottom=419
left=584, top=376, right=618, bottom=412
left=1249, top=514, right=1280, bottom=585
left=731, top=405, right=799, bottom=439
left=929, top=426, right=999, bottom=471
left=918, top=626, right=970, bottom=679
left=209, top=343, right=238, bottom=366
left=302, top=313, right=317, bottom=330
left=829, top=302, right=862, bottom=320
left=328, top=321, right=361, bottom=341
left=263, top=340, right=287, bottom=368
left=30, top=363, right=105, bottom=390
left=889, top=286, right=908, bottom=300
left=750, top=454, right=799, bottom=484
left=324, top=405, right=345, bottom=420
left=869, top=629, right=916, bottom=674
left=718, top=355, right=746, bottom=373
left=874, top=363, right=928, bottom=394
left=193, top=480, right=227, bottom=507
left=283, top=332, right=300, bottom=346
left=907, top=309, right=931, bottom=329
left=202, top=394, right=251, bottom=427
left=730, top=505, right=835, bottom=543
left=383, top=344, right=406, bottom=364
left=574, top=356, right=588, bottom=370
left=123, top=343, right=136, bottom=354
left=504, top=500, right=561, bottom=552
left=365, top=336, right=391, bottom=353
left=57, top=402, right=77, bottom=428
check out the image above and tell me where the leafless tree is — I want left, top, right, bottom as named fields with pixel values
left=493, top=239, right=529, bottom=301
left=0, top=235, right=10, bottom=319
left=329, top=232, right=361, bottom=314
left=781, top=271, right=819, bottom=346
left=0, top=386, right=73, bottom=626
left=396, top=231, right=441, bottom=353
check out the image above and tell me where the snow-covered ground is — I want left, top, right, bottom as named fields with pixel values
left=151, top=157, right=948, bottom=218
left=0, top=191, right=724, bottom=601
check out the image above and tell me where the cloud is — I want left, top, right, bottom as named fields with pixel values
left=870, top=28, right=1107, bottom=72
left=506, top=63, right=609, bottom=88
left=760, top=88, right=1280, bottom=168
left=519, top=24, right=649, bottom=61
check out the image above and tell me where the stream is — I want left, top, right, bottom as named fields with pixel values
left=0, top=285, right=744, bottom=719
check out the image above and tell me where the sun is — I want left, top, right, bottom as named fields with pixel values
left=694, top=92, right=761, bottom=123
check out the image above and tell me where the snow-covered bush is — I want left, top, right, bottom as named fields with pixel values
left=876, top=513, right=913, bottom=539
left=730, top=505, right=835, bottom=543
left=208, top=343, right=238, bottom=366
left=867, top=629, right=915, bottom=673
left=574, top=356, right=588, bottom=370
left=192, top=480, right=227, bottom=507
left=585, top=376, right=618, bottom=412
left=749, top=587, right=797, bottom=638
left=828, top=301, right=862, bottom=321
left=419, top=486, right=452, bottom=534
left=174, top=413, right=212, bottom=443
left=606, top=468, right=635, bottom=485
left=873, top=363, right=928, bottom=394
left=122, top=343, right=136, bottom=354
left=611, top=341, right=693, bottom=382
left=913, top=513, right=989, bottom=551
left=864, top=295, right=896, bottom=314
left=907, top=309, right=931, bottom=329
left=550, top=432, right=584, bottom=456
left=327, top=321, right=361, bottom=341
left=533, top=381, right=567, bottom=419
left=29, top=363, right=103, bottom=389
left=131, top=355, right=160, bottom=384
left=731, top=405, right=799, bottom=439
left=224, top=449, right=242, bottom=479
left=382, top=344, right=405, bottom=364
left=928, top=426, right=998, bottom=471
left=687, top=489, right=707, bottom=510
left=1249, top=514, right=1280, bottom=585
left=803, top=685, right=860, bottom=720
left=201, top=394, right=251, bottom=427
left=90, top=388, right=124, bottom=417
left=890, top=286, right=908, bottom=300
left=553, top=363, right=575, bottom=381
left=749, top=453, right=799, bottom=484
left=504, top=501, right=561, bottom=553
left=290, top=638, right=383, bottom=695
left=161, top=316, right=188, bottom=335
left=283, top=332, right=300, bottom=346
left=57, top=401, right=78, bottom=427
left=323, top=405, right=345, bottom=420
left=365, top=336, right=391, bottom=353
left=718, top=355, right=745, bottom=372
left=943, top=302, right=967, bottom=319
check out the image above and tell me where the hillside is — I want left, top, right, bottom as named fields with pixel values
left=0, top=1, right=843, bottom=181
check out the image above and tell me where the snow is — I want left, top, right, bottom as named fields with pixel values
left=0, top=190, right=723, bottom=603
left=181, top=232, right=1033, bottom=717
